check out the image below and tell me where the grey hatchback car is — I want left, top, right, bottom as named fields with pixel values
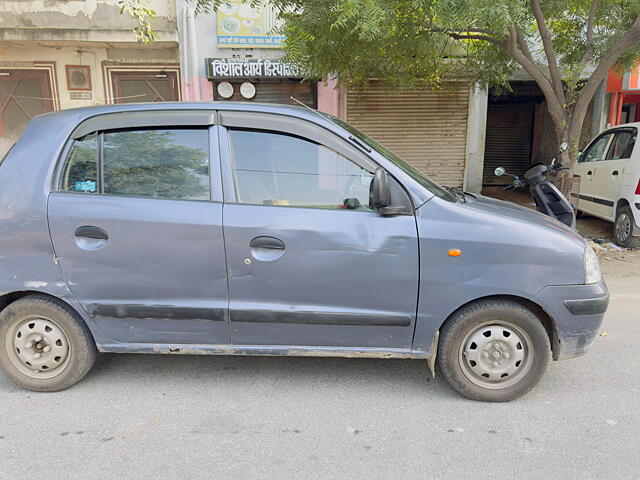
left=0, top=102, right=608, bottom=401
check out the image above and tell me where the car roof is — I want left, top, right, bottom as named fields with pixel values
left=33, top=101, right=321, bottom=124
left=606, top=121, right=640, bottom=130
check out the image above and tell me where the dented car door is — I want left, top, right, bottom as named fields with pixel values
left=218, top=112, right=419, bottom=349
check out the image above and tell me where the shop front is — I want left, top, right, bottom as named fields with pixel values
left=204, top=58, right=316, bottom=107
left=607, top=66, right=640, bottom=126
left=342, top=81, right=473, bottom=189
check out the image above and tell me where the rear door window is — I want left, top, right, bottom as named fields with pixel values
left=605, top=129, right=637, bottom=160
left=59, top=128, right=211, bottom=200
left=103, top=128, right=210, bottom=200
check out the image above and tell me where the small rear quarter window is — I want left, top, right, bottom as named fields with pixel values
left=60, top=132, right=98, bottom=193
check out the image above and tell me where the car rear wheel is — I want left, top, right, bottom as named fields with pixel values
left=613, top=206, right=640, bottom=248
left=0, top=295, right=96, bottom=391
left=438, top=299, right=550, bottom=402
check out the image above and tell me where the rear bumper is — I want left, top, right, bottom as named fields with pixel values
left=537, top=279, right=609, bottom=360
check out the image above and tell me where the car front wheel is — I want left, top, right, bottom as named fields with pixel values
left=0, top=295, right=96, bottom=392
left=438, top=299, right=550, bottom=402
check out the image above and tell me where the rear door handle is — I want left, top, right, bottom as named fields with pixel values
left=587, top=170, right=593, bottom=175
left=75, top=225, right=108, bottom=241
left=612, top=170, right=619, bottom=176
left=250, top=236, right=285, bottom=250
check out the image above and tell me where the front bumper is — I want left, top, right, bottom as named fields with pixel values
left=536, top=278, right=609, bottom=360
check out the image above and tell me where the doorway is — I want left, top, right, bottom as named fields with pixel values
left=0, top=68, right=55, bottom=154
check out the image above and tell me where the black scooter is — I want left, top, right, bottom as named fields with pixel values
left=494, top=160, right=576, bottom=229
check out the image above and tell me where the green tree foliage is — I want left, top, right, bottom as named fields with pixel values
left=269, top=0, right=640, bottom=165
left=124, top=0, right=640, bottom=165
left=118, top=0, right=159, bottom=43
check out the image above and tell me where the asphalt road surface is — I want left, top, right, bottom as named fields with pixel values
left=1, top=270, right=638, bottom=480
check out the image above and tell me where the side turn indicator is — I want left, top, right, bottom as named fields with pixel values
left=448, top=249, right=462, bottom=257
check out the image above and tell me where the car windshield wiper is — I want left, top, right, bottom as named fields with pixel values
left=445, top=187, right=468, bottom=203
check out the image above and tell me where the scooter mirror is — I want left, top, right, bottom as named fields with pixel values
left=494, top=167, right=506, bottom=177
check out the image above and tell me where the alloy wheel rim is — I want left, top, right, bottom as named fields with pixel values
left=615, top=213, right=631, bottom=242
left=5, top=315, right=71, bottom=379
left=458, top=322, right=533, bottom=390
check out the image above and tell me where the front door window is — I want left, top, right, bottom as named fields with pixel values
left=229, top=129, right=374, bottom=211
left=580, top=133, right=613, bottom=163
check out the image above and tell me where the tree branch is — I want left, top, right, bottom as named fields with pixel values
left=513, top=28, right=534, bottom=63
left=570, top=14, right=640, bottom=141
left=447, top=32, right=503, bottom=47
left=578, top=0, right=599, bottom=69
left=503, top=26, right=566, bottom=130
left=530, top=0, right=566, bottom=104
left=443, top=24, right=565, bottom=131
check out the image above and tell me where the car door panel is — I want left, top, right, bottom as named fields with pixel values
left=47, top=124, right=229, bottom=345
left=599, top=129, right=637, bottom=219
left=576, top=132, right=614, bottom=217
left=223, top=203, right=419, bottom=348
left=218, top=121, right=419, bottom=349
left=590, top=159, right=625, bottom=220
left=49, top=194, right=229, bottom=344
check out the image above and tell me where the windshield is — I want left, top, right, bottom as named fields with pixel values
left=323, top=114, right=457, bottom=202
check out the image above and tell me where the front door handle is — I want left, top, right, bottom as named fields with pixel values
left=587, top=170, right=593, bottom=176
left=250, top=236, right=285, bottom=250
left=75, top=225, right=108, bottom=241
left=612, top=170, right=619, bottom=176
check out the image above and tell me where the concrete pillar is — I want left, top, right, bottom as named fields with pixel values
left=463, top=83, right=488, bottom=193
left=317, top=77, right=345, bottom=119
left=591, top=80, right=607, bottom=135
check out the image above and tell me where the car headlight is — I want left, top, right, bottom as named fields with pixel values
left=584, top=245, right=601, bottom=284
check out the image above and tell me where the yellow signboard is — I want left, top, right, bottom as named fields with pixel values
left=217, top=1, right=284, bottom=48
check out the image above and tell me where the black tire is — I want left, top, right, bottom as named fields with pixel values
left=613, top=206, right=640, bottom=249
left=437, top=299, right=550, bottom=402
left=0, top=295, right=96, bottom=392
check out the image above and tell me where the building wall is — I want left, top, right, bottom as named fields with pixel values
left=0, top=0, right=180, bottom=155
left=181, top=5, right=291, bottom=102
left=0, top=0, right=177, bottom=42
left=0, top=45, right=178, bottom=109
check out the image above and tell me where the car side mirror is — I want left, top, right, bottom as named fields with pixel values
left=371, top=168, right=408, bottom=216
left=372, top=167, right=390, bottom=208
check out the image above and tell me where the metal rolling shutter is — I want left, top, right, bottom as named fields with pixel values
left=483, top=102, right=534, bottom=185
left=346, top=83, right=470, bottom=187
left=213, top=80, right=316, bottom=107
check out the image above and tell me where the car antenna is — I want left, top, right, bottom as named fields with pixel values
left=291, top=96, right=372, bottom=153
left=290, top=96, right=327, bottom=120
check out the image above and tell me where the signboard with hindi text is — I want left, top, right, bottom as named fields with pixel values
left=217, top=1, right=284, bottom=48
left=205, top=58, right=299, bottom=79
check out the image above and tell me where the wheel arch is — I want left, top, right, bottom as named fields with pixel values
left=615, top=198, right=631, bottom=216
left=437, top=294, right=561, bottom=361
left=0, top=291, right=91, bottom=330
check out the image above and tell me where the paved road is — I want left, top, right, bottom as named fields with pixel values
left=1, top=271, right=638, bottom=480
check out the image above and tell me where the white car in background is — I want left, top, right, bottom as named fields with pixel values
left=575, top=123, right=640, bottom=248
